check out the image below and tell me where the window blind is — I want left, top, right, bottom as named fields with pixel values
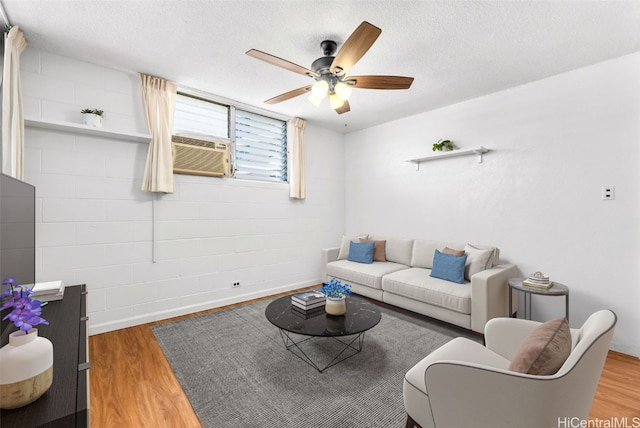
left=173, top=93, right=229, bottom=139
left=235, top=110, right=287, bottom=182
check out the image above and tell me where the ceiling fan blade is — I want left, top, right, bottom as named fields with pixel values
left=246, top=49, right=319, bottom=78
left=345, top=75, right=414, bottom=90
left=265, top=85, right=312, bottom=104
left=330, top=21, right=382, bottom=76
left=334, top=100, right=350, bottom=114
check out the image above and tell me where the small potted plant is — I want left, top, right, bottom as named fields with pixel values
left=432, top=139, right=455, bottom=152
left=322, top=278, right=352, bottom=316
left=81, top=108, right=104, bottom=128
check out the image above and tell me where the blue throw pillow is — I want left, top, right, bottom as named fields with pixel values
left=348, top=241, right=375, bottom=264
left=430, top=249, right=468, bottom=284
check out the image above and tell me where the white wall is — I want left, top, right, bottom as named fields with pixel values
left=344, top=53, right=640, bottom=357
left=17, top=47, right=640, bottom=356
left=21, top=48, right=345, bottom=335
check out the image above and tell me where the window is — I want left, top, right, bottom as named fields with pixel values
left=173, top=93, right=287, bottom=183
left=173, top=93, right=229, bottom=139
left=235, top=110, right=287, bottom=183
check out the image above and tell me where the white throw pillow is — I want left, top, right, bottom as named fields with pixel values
left=464, top=243, right=495, bottom=280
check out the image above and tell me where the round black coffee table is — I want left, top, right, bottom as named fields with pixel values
left=265, top=294, right=381, bottom=372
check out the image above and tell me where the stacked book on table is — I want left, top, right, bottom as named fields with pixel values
left=291, top=290, right=325, bottom=311
left=291, top=305, right=325, bottom=319
left=30, top=280, right=65, bottom=302
left=522, top=272, right=553, bottom=289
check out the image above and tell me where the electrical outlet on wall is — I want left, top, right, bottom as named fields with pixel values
left=602, top=186, right=615, bottom=201
left=232, top=282, right=240, bottom=288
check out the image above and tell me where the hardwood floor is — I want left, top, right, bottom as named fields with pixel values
left=89, top=297, right=268, bottom=428
left=89, top=295, right=640, bottom=427
left=589, top=350, right=640, bottom=419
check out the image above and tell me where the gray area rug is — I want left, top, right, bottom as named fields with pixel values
left=152, top=297, right=480, bottom=428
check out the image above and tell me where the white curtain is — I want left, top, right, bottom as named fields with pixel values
left=139, top=73, right=177, bottom=193
left=288, top=117, right=306, bottom=199
left=2, top=26, right=27, bottom=180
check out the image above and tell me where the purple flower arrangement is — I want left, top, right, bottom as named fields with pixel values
left=321, top=278, right=352, bottom=299
left=1, top=277, right=49, bottom=332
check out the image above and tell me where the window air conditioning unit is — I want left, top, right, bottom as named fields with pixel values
left=172, top=135, right=230, bottom=177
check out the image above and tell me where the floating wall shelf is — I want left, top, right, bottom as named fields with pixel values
left=25, top=116, right=151, bottom=143
left=407, top=146, right=490, bottom=170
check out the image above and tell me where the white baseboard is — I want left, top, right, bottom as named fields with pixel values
left=88, top=279, right=319, bottom=336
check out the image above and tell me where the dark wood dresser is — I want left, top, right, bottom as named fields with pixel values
left=1, top=284, right=89, bottom=427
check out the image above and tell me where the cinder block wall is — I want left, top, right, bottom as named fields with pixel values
left=21, top=48, right=346, bottom=334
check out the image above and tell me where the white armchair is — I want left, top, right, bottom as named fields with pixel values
left=403, top=310, right=617, bottom=428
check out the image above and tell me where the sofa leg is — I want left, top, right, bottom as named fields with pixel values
left=405, top=415, right=422, bottom=428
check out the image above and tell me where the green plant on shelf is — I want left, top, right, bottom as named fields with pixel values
left=81, top=108, right=104, bottom=116
left=432, top=139, right=454, bottom=152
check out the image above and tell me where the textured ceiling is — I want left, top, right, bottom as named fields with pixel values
left=4, top=0, right=640, bottom=133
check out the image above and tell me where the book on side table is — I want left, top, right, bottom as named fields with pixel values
left=522, top=272, right=553, bottom=289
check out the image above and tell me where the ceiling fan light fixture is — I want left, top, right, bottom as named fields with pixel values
left=329, top=93, right=344, bottom=110
left=307, top=92, right=324, bottom=107
left=311, top=80, right=329, bottom=99
left=334, top=81, right=352, bottom=101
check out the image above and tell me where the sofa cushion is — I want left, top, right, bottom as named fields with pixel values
left=326, top=260, right=409, bottom=290
left=371, top=236, right=414, bottom=266
left=382, top=268, right=471, bottom=314
left=405, top=337, right=510, bottom=394
left=508, top=317, right=572, bottom=375
left=337, top=234, right=368, bottom=260
left=348, top=241, right=375, bottom=264
left=410, top=240, right=466, bottom=269
left=360, top=238, right=387, bottom=262
left=430, top=250, right=468, bottom=284
left=411, top=240, right=442, bottom=269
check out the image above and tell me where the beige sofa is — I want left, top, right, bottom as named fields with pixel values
left=321, top=235, right=519, bottom=333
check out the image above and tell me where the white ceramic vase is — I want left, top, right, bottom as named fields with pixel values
left=0, top=328, right=54, bottom=409
left=325, top=296, right=347, bottom=316
left=82, top=113, right=103, bottom=128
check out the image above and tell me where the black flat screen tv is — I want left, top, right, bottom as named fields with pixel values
left=0, top=173, right=36, bottom=340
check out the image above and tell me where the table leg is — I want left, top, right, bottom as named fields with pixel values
left=509, top=287, right=512, bottom=317
left=565, top=294, right=570, bottom=322
left=278, top=328, right=365, bottom=373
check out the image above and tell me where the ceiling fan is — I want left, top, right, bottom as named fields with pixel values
left=246, top=21, right=414, bottom=115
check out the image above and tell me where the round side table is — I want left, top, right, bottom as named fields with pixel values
left=508, top=278, right=570, bottom=321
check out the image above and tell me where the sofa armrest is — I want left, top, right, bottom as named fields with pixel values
left=320, top=247, right=340, bottom=283
left=484, top=317, right=542, bottom=360
left=470, top=263, right=519, bottom=333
